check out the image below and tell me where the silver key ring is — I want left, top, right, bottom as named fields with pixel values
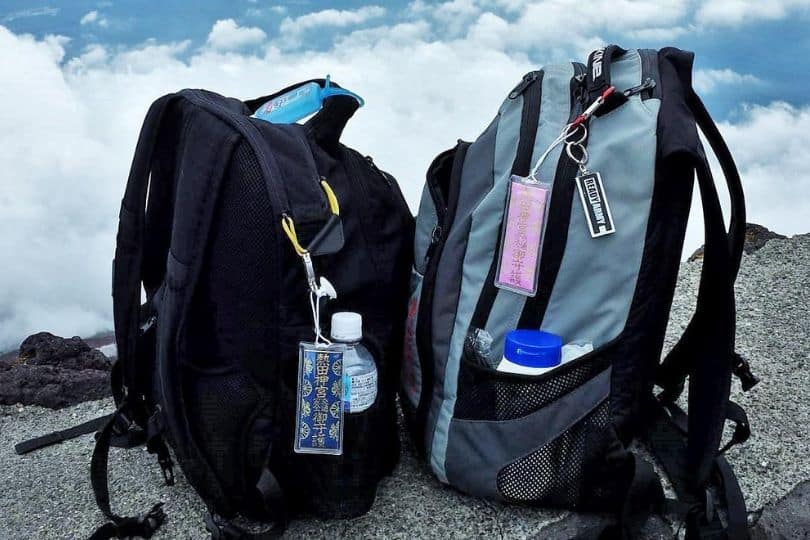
left=564, top=123, right=588, bottom=145
left=566, top=141, right=588, bottom=167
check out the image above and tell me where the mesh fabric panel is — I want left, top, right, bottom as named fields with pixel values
left=496, top=399, right=611, bottom=508
left=454, top=354, right=608, bottom=421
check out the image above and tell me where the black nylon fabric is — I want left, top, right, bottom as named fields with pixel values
left=108, top=86, right=413, bottom=535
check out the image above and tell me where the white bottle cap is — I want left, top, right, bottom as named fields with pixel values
left=330, top=312, right=362, bottom=342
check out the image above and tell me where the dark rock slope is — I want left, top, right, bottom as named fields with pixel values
left=689, top=223, right=787, bottom=261
left=0, top=333, right=111, bottom=409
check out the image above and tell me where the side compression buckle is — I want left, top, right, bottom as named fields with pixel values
left=157, top=452, right=175, bottom=486
left=146, top=407, right=175, bottom=486
left=732, top=352, right=759, bottom=391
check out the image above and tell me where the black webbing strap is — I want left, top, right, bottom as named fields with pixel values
left=647, top=401, right=750, bottom=540
left=646, top=98, right=750, bottom=537
left=469, top=69, right=544, bottom=332
left=718, top=400, right=751, bottom=455
left=585, top=45, right=629, bottom=117
left=112, top=93, right=176, bottom=421
left=576, top=452, right=665, bottom=540
left=203, top=466, right=286, bottom=539
left=657, top=90, right=752, bottom=403
left=205, top=397, right=288, bottom=539
left=712, top=455, right=749, bottom=539
left=689, top=93, right=746, bottom=277
left=617, top=455, right=666, bottom=539
left=89, top=406, right=167, bottom=539
left=684, top=155, right=735, bottom=486
left=14, top=413, right=114, bottom=455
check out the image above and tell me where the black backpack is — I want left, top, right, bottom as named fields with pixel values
left=401, top=46, right=757, bottom=539
left=19, top=80, right=413, bottom=538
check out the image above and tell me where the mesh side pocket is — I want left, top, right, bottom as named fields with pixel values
left=455, top=351, right=608, bottom=421
left=184, top=366, right=260, bottom=499
left=496, top=398, right=611, bottom=508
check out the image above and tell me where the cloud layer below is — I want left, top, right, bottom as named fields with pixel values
left=0, top=1, right=808, bottom=350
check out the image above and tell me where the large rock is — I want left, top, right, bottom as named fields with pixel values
left=0, top=332, right=111, bottom=409
left=689, top=223, right=787, bottom=262
left=750, top=480, right=810, bottom=539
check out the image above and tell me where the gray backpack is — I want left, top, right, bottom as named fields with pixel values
left=401, top=46, right=757, bottom=539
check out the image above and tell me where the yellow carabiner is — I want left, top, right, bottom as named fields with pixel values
left=281, top=178, right=340, bottom=257
left=281, top=214, right=307, bottom=256
left=320, top=179, right=340, bottom=216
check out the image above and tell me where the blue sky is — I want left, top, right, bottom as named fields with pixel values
left=1, top=0, right=809, bottom=349
left=2, top=1, right=809, bottom=118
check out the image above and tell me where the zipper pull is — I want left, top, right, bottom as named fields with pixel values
left=365, top=155, right=393, bottom=186
left=424, top=225, right=443, bottom=263
left=509, top=71, right=540, bottom=99
left=623, top=78, right=656, bottom=97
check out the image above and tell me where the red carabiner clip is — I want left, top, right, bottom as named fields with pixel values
left=570, top=86, right=615, bottom=129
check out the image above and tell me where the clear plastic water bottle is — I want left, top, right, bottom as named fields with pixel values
left=331, top=312, right=377, bottom=413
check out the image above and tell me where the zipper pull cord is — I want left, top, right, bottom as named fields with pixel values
left=509, top=71, right=540, bottom=99
left=623, top=78, right=656, bottom=97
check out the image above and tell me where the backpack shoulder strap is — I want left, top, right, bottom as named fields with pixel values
left=646, top=47, right=751, bottom=540
left=89, top=94, right=181, bottom=540
left=113, top=93, right=177, bottom=418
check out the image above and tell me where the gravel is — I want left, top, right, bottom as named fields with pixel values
left=1, top=234, right=807, bottom=539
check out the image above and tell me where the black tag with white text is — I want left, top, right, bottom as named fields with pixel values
left=575, top=172, right=615, bottom=237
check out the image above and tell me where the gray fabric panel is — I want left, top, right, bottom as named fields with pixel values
left=484, top=63, right=575, bottom=362
left=401, top=268, right=424, bottom=407
left=541, top=50, right=661, bottom=347
left=425, top=113, right=501, bottom=475
left=413, top=185, right=437, bottom=275
left=430, top=65, right=576, bottom=480
left=445, top=367, right=611, bottom=499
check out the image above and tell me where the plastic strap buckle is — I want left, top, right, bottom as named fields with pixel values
left=731, top=352, right=760, bottom=391
left=204, top=513, right=244, bottom=540
left=656, top=381, right=685, bottom=405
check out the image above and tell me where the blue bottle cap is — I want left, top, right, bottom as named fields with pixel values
left=503, top=330, right=562, bottom=368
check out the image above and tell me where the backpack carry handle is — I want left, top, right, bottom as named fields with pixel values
left=585, top=44, right=631, bottom=118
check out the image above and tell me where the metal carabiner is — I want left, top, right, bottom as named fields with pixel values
left=564, top=123, right=588, bottom=145
left=566, top=141, right=589, bottom=174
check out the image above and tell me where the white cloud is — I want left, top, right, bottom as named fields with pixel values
left=625, top=26, right=689, bottom=40
left=206, top=18, right=267, bottom=51
left=695, top=0, right=810, bottom=27
left=80, top=10, right=108, bottom=28
left=0, top=1, right=808, bottom=350
left=279, top=6, right=386, bottom=41
left=693, top=68, right=762, bottom=93
left=684, top=102, right=810, bottom=258
left=1, top=7, right=59, bottom=23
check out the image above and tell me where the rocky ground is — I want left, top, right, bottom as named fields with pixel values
left=1, top=232, right=807, bottom=539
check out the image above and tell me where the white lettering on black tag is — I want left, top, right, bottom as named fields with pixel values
left=575, top=172, right=615, bottom=238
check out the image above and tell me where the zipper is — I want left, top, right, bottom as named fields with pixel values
left=420, top=146, right=457, bottom=265
left=467, top=70, right=545, bottom=332
left=623, top=77, right=656, bottom=98
left=424, top=225, right=442, bottom=265
left=517, top=62, right=588, bottom=329
left=638, top=49, right=661, bottom=101
left=363, top=153, right=411, bottom=218
left=413, top=141, right=470, bottom=452
left=509, top=71, right=542, bottom=99
left=365, top=155, right=392, bottom=187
